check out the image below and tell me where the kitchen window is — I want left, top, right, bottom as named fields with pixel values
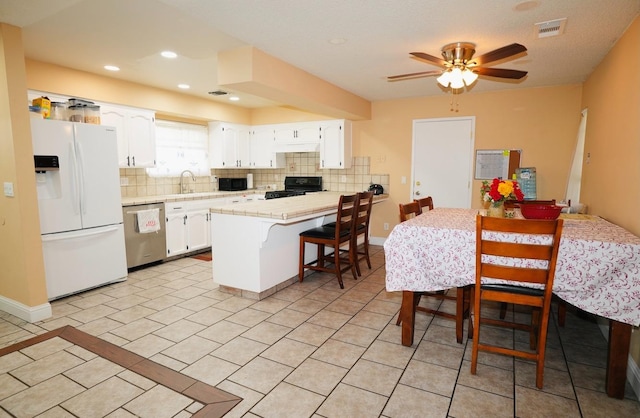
left=147, top=120, right=209, bottom=177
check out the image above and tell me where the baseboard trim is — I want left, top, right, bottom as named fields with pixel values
left=370, top=236, right=387, bottom=246
left=0, top=295, right=52, bottom=323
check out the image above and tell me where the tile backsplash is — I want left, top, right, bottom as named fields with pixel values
left=120, top=154, right=389, bottom=197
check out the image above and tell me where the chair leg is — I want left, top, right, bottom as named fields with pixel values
left=363, top=232, right=372, bottom=269
left=557, top=300, right=566, bottom=327
left=531, top=308, right=540, bottom=350
left=499, top=302, right=507, bottom=319
left=348, top=240, right=359, bottom=281
left=470, top=287, right=481, bottom=375
left=298, top=237, right=305, bottom=283
left=333, top=244, right=344, bottom=289
left=455, top=287, right=464, bottom=343
left=352, top=236, right=362, bottom=277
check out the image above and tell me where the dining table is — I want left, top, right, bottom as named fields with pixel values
left=384, top=208, right=640, bottom=399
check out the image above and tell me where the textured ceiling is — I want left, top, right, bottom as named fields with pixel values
left=1, top=0, right=639, bottom=109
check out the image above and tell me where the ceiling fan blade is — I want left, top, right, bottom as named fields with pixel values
left=473, top=43, right=527, bottom=66
left=387, top=70, right=442, bottom=81
left=474, top=67, right=528, bottom=79
left=410, top=52, right=447, bottom=67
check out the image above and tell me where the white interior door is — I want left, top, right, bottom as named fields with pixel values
left=412, top=117, right=475, bottom=208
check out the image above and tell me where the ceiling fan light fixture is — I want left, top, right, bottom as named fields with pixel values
left=437, top=71, right=452, bottom=87
left=462, top=69, right=478, bottom=85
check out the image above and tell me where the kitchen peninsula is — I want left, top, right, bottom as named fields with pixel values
left=209, top=192, right=387, bottom=298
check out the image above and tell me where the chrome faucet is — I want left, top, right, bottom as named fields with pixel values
left=180, top=170, right=196, bottom=194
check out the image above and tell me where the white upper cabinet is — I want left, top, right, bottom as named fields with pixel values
left=319, top=120, right=352, bottom=169
left=101, top=104, right=156, bottom=168
left=273, top=121, right=320, bottom=143
left=249, top=126, right=285, bottom=168
left=209, top=122, right=251, bottom=168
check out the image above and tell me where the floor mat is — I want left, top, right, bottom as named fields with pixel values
left=191, top=252, right=212, bottom=261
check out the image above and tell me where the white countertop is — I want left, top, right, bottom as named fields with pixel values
left=121, top=190, right=264, bottom=206
left=209, top=192, right=388, bottom=221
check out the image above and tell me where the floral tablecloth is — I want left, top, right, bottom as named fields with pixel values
left=384, top=208, right=640, bottom=326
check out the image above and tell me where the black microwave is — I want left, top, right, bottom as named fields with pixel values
left=218, top=177, right=247, bottom=191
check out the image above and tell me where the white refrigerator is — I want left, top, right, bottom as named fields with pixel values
left=31, top=118, right=127, bottom=300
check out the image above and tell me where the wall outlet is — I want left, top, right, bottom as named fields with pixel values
left=383, top=222, right=389, bottom=230
left=120, top=177, right=128, bottom=186
left=3, top=182, right=14, bottom=197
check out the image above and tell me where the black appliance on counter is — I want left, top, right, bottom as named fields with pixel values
left=218, top=177, right=247, bottom=191
left=368, top=183, right=384, bottom=195
left=265, top=176, right=323, bottom=199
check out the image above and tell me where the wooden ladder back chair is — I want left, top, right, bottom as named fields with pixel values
left=399, top=201, right=422, bottom=222
left=414, top=196, right=434, bottom=211
left=299, top=194, right=359, bottom=289
left=500, top=198, right=565, bottom=326
left=352, top=191, right=374, bottom=276
left=396, top=199, right=470, bottom=343
left=471, top=214, right=563, bottom=389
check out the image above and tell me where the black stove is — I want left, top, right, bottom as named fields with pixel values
left=265, top=176, right=323, bottom=200
left=265, top=190, right=306, bottom=199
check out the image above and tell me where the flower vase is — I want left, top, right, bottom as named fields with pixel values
left=487, top=202, right=505, bottom=218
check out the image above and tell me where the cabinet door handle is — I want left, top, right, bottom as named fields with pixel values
left=132, top=156, right=136, bottom=166
left=183, top=215, right=187, bottom=225
left=127, top=156, right=130, bottom=166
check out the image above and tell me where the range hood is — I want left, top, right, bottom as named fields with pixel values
left=272, top=142, right=320, bottom=153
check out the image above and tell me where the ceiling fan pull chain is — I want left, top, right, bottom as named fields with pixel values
left=450, top=90, right=460, bottom=112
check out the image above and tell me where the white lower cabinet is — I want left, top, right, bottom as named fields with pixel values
left=165, top=200, right=217, bottom=256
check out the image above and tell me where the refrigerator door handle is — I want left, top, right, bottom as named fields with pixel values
left=75, top=139, right=87, bottom=215
left=41, top=225, right=121, bottom=241
left=69, top=141, right=81, bottom=215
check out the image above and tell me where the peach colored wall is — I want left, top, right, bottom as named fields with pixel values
left=250, top=106, right=331, bottom=125
left=360, top=85, right=583, bottom=239
left=0, top=24, right=48, bottom=306
left=581, top=16, right=640, bottom=366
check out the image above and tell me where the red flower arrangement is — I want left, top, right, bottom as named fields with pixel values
left=481, top=178, right=525, bottom=207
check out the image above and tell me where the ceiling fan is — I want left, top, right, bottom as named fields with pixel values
left=388, top=42, right=528, bottom=89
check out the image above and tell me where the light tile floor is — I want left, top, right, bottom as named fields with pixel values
left=1, top=245, right=639, bottom=417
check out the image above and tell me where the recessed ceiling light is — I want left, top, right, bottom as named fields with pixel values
left=229, top=96, right=240, bottom=101
left=328, top=38, right=347, bottom=45
left=161, top=51, right=178, bottom=58
left=178, top=84, right=190, bottom=89
left=104, top=65, right=120, bottom=72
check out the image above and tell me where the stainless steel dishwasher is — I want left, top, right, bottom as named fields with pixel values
left=122, top=203, right=167, bottom=268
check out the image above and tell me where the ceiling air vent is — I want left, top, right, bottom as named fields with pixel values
left=534, top=18, right=567, bottom=38
left=208, top=90, right=228, bottom=96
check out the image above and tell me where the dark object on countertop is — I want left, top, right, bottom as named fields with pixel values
left=368, top=184, right=384, bottom=195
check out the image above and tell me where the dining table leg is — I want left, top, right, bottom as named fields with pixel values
left=400, top=291, right=418, bottom=346
left=606, top=319, right=632, bottom=399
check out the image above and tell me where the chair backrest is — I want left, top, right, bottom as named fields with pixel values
left=399, top=201, right=422, bottom=222
left=475, top=215, right=563, bottom=293
left=355, top=191, right=374, bottom=229
left=336, top=194, right=359, bottom=237
left=414, top=196, right=434, bottom=211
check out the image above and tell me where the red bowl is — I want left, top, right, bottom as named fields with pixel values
left=520, top=204, right=562, bottom=220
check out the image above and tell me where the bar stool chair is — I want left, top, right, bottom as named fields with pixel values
left=396, top=200, right=469, bottom=343
left=471, top=214, right=563, bottom=389
left=299, top=194, right=359, bottom=289
left=351, top=191, right=374, bottom=276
